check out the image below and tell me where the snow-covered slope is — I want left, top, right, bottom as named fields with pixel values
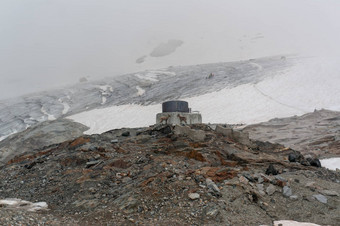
left=68, top=56, right=340, bottom=134
left=0, top=56, right=293, bottom=140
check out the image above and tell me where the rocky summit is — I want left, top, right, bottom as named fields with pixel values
left=0, top=124, right=339, bottom=225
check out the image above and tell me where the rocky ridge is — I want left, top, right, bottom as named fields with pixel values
left=243, top=109, right=340, bottom=158
left=0, top=124, right=339, bottom=225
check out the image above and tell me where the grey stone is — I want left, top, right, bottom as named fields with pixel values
left=206, top=178, right=221, bottom=194
left=111, top=139, right=119, bottom=143
left=274, top=175, right=287, bottom=182
left=258, top=177, right=264, bottom=184
left=313, top=194, right=327, bottom=204
left=266, top=184, right=276, bottom=196
left=215, top=125, right=254, bottom=147
left=256, top=184, right=265, bottom=195
left=174, top=125, right=206, bottom=142
left=289, top=195, right=298, bottom=200
left=188, top=193, right=200, bottom=200
left=239, top=176, right=249, bottom=184
left=86, top=160, right=101, bottom=167
left=206, top=207, right=219, bottom=217
left=319, top=190, right=339, bottom=197
left=121, top=131, right=130, bottom=136
left=282, top=186, right=292, bottom=197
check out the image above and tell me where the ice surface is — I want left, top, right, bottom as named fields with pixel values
left=136, top=86, right=146, bottom=96
left=320, top=157, right=340, bottom=171
left=69, top=57, right=340, bottom=134
left=40, top=106, right=56, bottom=120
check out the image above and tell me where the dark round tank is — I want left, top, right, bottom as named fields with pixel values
left=162, top=100, right=189, bottom=113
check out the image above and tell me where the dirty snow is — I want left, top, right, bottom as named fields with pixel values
left=40, top=106, right=56, bottom=120
left=273, top=220, right=321, bottom=226
left=134, top=72, right=159, bottom=82
left=136, top=86, right=146, bottom=96
left=0, top=198, right=48, bottom=212
left=0, top=130, right=18, bottom=142
left=58, top=98, right=70, bottom=114
left=98, top=85, right=113, bottom=92
left=320, top=157, right=340, bottom=171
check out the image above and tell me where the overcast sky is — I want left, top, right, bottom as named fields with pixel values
left=1, top=0, right=340, bottom=99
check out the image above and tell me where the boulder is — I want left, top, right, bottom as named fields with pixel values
left=174, top=125, right=206, bottom=142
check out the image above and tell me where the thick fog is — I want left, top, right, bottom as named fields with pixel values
left=1, top=0, right=340, bottom=100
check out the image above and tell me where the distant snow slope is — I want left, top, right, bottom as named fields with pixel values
left=68, top=57, right=340, bottom=134
left=1, top=56, right=293, bottom=140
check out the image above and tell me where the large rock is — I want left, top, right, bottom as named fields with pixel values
left=0, top=119, right=88, bottom=166
left=215, top=125, right=254, bottom=147
left=174, top=125, right=206, bottom=142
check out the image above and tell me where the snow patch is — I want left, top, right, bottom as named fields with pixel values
left=135, top=73, right=159, bottom=82
left=320, top=157, right=340, bottom=171
left=101, top=96, right=107, bottom=105
left=0, top=130, right=18, bottom=142
left=273, top=220, right=321, bottom=226
left=58, top=98, right=70, bottom=115
left=40, top=106, right=56, bottom=120
left=68, top=104, right=161, bottom=134
left=0, top=198, right=48, bottom=212
left=99, top=85, right=113, bottom=92
left=136, top=86, right=145, bottom=96
left=151, top=70, right=176, bottom=76
left=249, top=62, right=263, bottom=71
left=98, top=84, right=113, bottom=104
left=134, top=70, right=175, bottom=82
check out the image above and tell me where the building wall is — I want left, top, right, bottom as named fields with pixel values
left=156, top=112, right=202, bottom=125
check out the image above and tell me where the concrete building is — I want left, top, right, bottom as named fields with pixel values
left=156, top=100, right=202, bottom=125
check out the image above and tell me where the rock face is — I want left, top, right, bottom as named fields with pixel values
left=243, top=109, right=340, bottom=158
left=0, top=119, right=88, bottom=166
left=0, top=124, right=339, bottom=225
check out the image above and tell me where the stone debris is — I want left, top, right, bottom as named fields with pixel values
left=206, top=178, right=221, bottom=196
left=174, top=125, right=206, bottom=141
left=289, top=195, right=298, bottom=201
left=121, top=131, right=130, bottom=137
left=239, top=175, right=249, bottom=185
left=319, top=190, right=339, bottom=197
left=188, top=193, right=200, bottom=200
left=0, top=124, right=338, bottom=225
left=313, top=194, right=327, bottom=204
left=283, top=186, right=292, bottom=197
left=256, top=184, right=265, bottom=195
left=266, top=164, right=278, bottom=175
left=266, top=184, right=276, bottom=196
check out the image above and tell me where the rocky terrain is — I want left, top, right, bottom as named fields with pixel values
left=0, top=119, right=88, bottom=166
left=0, top=124, right=339, bottom=225
left=243, top=109, right=340, bottom=158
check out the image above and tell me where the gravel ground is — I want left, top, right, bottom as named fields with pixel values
left=0, top=209, right=78, bottom=225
